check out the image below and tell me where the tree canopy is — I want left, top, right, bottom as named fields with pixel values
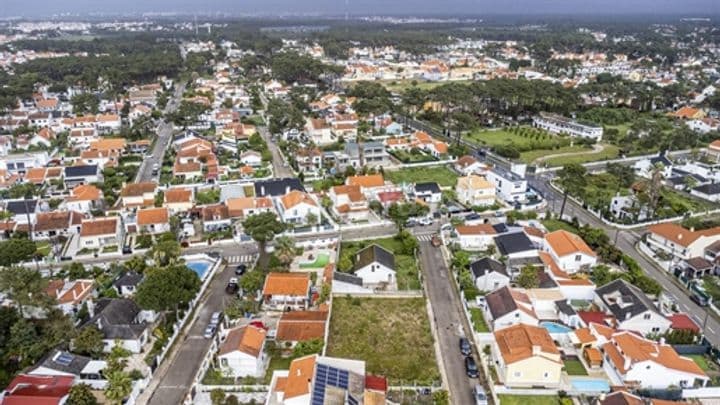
left=135, top=264, right=201, bottom=311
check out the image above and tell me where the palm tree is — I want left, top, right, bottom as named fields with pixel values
left=274, top=236, right=296, bottom=266
left=104, top=371, right=132, bottom=405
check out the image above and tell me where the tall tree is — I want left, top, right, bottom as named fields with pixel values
left=556, top=163, right=587, bottom=220
left=149, top=237, right=181, bottom=267
left=274, top=236, right=297, bottom=266
left=67, top=383, right=99, bottom=405
left=242, top=212, right=286, bottom=265
left=135, top=264, right=201, bottom=312
left=73, top=326, right=104, bottom=358
left=0, top=266, right=51, bottom=316
left=104, top=370, right=132, bottom=405
left=516, top=265, right=540, bottom=289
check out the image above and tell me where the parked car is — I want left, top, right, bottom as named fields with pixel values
left=459, top=337, right=471, bottom=356
left=210, top=311, right=223, bottom=326
left=405, top=219, right=417, bottom=228
left=431, top=235, right=442, bottom=247
left=465, top=356, right=479, bottom=378
left=473, top=385, right=488, bottom=405
left=235, top=264, right=247, bottom=276
left=690, top=293, right=709, bottom=307
left=225, top=278, right=239, bottom=295
left=418, top=216, right=433, bottom=226
left=203, top=324, right=217, bottom=339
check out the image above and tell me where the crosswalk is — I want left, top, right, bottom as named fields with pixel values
left=225, top=255, right=256, bottom=264
left=415, top=234, right=435, bottom=242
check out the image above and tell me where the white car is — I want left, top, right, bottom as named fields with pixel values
left=210, top=311, right=222, bottom=326
left=203, top=324, right=217, bottom=339
left=418, top=216, right=433, bottom=226
left=473, top=385, right=488, bottom=405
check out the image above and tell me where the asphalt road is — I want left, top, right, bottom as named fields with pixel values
left=136, top=83, right=186, bottom=183
left=257, top=125, right=294, bottom=178
left=531, top=173, right=720, bottom=345
left=417, top=240, right=484, bottom=405
left=147, top=243, right=258, bottom=405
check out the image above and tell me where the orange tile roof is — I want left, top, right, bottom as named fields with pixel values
left=137, top=207, right=169, bottom=225
left=89, top=138, right=126, bottom=151
left=545, top=230, right=596, bottom=257
left=455, top=224, right=497, bottom=236
left=276, top=311, right=328, bottom=342
left=218, top=325, right=266, bottom=357
left=24, top=167, right=46, bottom=184
left=648, top=223, right=720, bottom=248
left=121, top=182, right=156, bottom=197
left=80, top=217, right=117, bottom=237
left=283, top=355, right=317, bottom=399
left=46, top=279, right=94, bottom=305
left=673, top=106, right=702, bottom=119
left=281, top=190, right=316, bottom=209
left=347, top=174, right=385, bottom=188
left=164, top=188, right=192, bottom=204
left=67, top=184, right=102, bottom=201
left=573, top=327, right=596, bottom=345
left=494, top=323, right=561, bottom=365
left=603, top=331, right=706, bottom=376
left=173, top=161, right=202, bottom=173
left=262, top=272, right=310, bottom=297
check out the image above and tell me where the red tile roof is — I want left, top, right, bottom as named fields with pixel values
left=668, top=313, right=700, bottom=333
left=3, top=374, right=74, bottom=405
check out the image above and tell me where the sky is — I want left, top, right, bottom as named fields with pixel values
left=1, top=0, right=718, bottom=18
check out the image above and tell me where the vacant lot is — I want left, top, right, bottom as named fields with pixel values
left=327, top=297, right=439, bottom=384
left=340, top=237, right=420, bottom=290
left=464, top=127, right=567, bottom=151
left=543, top=144, right=621, bottom=166
left=386, top=165, right=458, bottom=187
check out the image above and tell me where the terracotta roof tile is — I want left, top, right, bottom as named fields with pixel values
left=137, top=207, right=169, bottom=225
left=494, top=323, right=560, bottom=364
left=545, top=230, right=596, bottom=257
left=263, top=272, right=310, bottom=297
left=219, top=325, right=266, bottom=357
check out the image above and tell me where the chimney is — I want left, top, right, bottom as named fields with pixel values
left=690, top=227, right=695, bottom=233
left=625, top=312, right=631, bottom=321
left=659, top=337, right=666, bottom=346
left=532, top=345, right=541, bottom=355
left=96, top=318, right=103, bottom=330
left=261, top=186, right=265, bottom=196
left=286, top=186, right=291, bottom=194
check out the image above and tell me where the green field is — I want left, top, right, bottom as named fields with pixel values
left=498, top=395, right=560, bottom=405
left=563, top=359, right=588, bottom=376
left=340, top=237, right=420, bottom=290
left=327, top=297, right=439, bottom=384
left=543, top=144, right=621, bottom=166
left=518, top=145, right=589, bottom=164
left=386, top=165, right=458, bottom=187
left=380, top=79, right=473, bottom=93
left=464, top=128, right=555, bottom=149
left=541, top=219, right=580, bottom=233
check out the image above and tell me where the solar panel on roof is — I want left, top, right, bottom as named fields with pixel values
left=55, top=353, right=74, bottom=366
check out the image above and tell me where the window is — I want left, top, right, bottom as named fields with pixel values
left=643, top=313, right=651, bottom=320
left=544, top=372, right=549, bottom=378
left=652, top=327, right=660, bottom=332
left=514, top=371, right=522, bottom=377
left=575, top=255, right=581, bottom=262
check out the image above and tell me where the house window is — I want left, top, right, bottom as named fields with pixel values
left=221, top=358, right=228, bottom=367
left=575, top=255, right=581, bottom=262
left=513, top=371, right=522, bottom=377
left=652, top=327, right=660, bottom=332
left=643, top=313, right=651, bottom=320
left=544, top=372, right=549, bottom=378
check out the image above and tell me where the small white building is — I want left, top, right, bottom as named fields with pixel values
left=542, top=230, right=597, bottom=274
left=533, top=112, right=603, bottom=140
left=594, top=279, right=672, bottom=336
left=218, top=325, right=267, bottom=378
left=456, top=175, right=496, bottom=207
left=353, top=245, right=396, bottom=289
left=486, top=168, right=527, bottom=204
left=469, top=258, right=510, bottom=292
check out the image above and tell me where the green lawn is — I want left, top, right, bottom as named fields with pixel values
left=541, top=219, right=580, bottom=233
left=464, top=127, right=565, bottom=150
left=688, top=355, right=711, bottom=372
left=380, top=79, right=472, bottom=93
left=389, top=149, right=438, bottom=163
left=563, top=359, right=588, bottom=376
left=36, top=242, right=51, bottom=256
left=298, top=253, right=330, bottom=269
left=519, top=145, right=588, bottom=164
left=327, top=297, right=440, bottom=385
left=263, top=355, right=293, bottom=384
left=386, top=165, right=458, bottom=187
left=340, top=237, right=420, bottom=290
left=498, top=395, right=560, bottom=405
left=543, top=144, right=621, bottom=166
left=605, top=123, right=631, bottom=137
left=469, top=308, right=490, bottom=333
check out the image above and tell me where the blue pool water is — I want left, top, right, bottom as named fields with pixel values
left=187, top=261, right=211, bottom=279
left=540, top=321, right=572, bottom=334
left=570, top=378, right=610, bottom=392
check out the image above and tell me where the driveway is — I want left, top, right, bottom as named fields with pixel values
left=257, top=126, right=294, bottom=178
left=417, top=240, right=486, bottom=404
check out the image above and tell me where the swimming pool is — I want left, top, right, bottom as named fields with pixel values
left=186, top=260, right=212, bottom=280
left=540, top=321, right=572, bottom=334
left=570, top=378, right=610, bottom=392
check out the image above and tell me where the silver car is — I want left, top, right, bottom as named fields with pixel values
left=473, top=384, right=488, bottom=405
left=203, top=324, right=217, bottom=339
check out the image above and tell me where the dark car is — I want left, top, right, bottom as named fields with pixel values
left=225, top=277, right=239, bottom=295
left=459, top=337, right=471, bottom=356
left=235, top=264, right=247, bottom=276
left=465, top=356, right=479, bottom=378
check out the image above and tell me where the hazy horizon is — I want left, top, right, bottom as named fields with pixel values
left=2, top=0, right=718, bottom=18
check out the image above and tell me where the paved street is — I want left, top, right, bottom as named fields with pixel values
left=531, top=174, right=720, bottom=345
left=417, top=241, right=483, bottom=404
left=147, top=244, right=258, bottom=405
left=258, top=125, right=294, bottom=178
left=137, top=82, right=186, bottom=183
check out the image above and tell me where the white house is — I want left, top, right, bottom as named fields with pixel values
left=414, top=182, right=442, bottom=204
left=486, top=168, right=527, bottom=204
left=277, top=190, right=321, bottom=225
left=602, top=330, right=708, bottom=389
left=492, top=324, right=563, bottom=388
left=533, top=112, right=603, bottom=140
left=484, top=286, right=539, bottom=331
left=594, top=279, right=672, bottom=336
left=45, top=279, right=95, bottom=317
left=469, top=257, right=510, bottom=292
left=353, top=245, right=396, bottom=289
left=542, top=230, right=597, bottom=274
left=646, top=223, right=720, bottom=261
left=262, top=272, right=310, bottom=311
left=218, top=325, right=267, bottom=378
left=305, top=118, right=334, bottom=146
left=28, top=350, right=108, bottom=390
left=328, top=185, right=369, bottom=222
left=78, top=217, right=121, bottom=250
left=456, top=175, right=496, bottom=207
left=455, top=224, right=498, bottom=250
left=83, top=298, right=152, bottom=354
